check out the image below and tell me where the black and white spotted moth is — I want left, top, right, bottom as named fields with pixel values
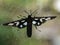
left=3, top=10, right=56, bottom=37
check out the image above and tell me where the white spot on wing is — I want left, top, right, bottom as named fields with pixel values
left=35, top=18, right=38, bottom=20
left=38, top=22, right=40, bottom=25
left=42, top=18, right=45, bottom=19
left=8, top=23, right=14, bottom=25
left=23, top=22, right=27, bottom=25
left=15, top=22, right=19, bottom=26
left=45, top=17, right=51, bottom=20
left=21, top=20, right=25, bottom=22
left=40, top=19, right=43, bottom=22
left=40, top=18, right=45, bottom=22
left=32, top=21, right=36, bottom=24
left=20, top=25, right=23, bottom=28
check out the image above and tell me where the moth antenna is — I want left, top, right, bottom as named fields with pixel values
left=24, top=10, right=29, bottom=15
left=31, top=9, right=38, bottom=15
left=34, top=12, right=38, bottom=17
left=30, top=10, right=32, bottom=15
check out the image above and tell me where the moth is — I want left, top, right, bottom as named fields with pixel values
left=3, top=10, right=56, bottom=37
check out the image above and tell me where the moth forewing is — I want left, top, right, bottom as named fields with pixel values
left=32, top=16, right=56, bottom=26
left=3, top=18, right=27, bottom=29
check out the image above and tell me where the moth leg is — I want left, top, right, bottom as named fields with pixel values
left=17, top=15, right=26, bottom=18
left=17, top=15, right=22, bottom=18
left=24, top=10, right=29, bottom=15
left=23, top=16, right=26, bottom=18
left=35, top=26, right=41, bottom=32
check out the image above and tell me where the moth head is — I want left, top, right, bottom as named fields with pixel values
left=28, top=15, right=31, bottom=18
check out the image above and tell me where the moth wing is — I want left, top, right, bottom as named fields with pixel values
left=3, top=18, right=27, bottom=28
left=32, top=16, right=56, bottom=26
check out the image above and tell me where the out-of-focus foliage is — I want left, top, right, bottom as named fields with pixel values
left=0, top=0, right=60, bottom=45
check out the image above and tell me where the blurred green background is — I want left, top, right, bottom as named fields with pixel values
left=0, top=0, right=60, bottom=45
